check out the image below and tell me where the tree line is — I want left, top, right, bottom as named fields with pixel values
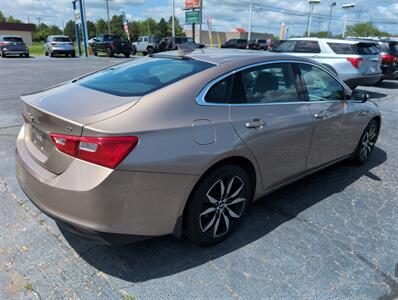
left=0, top=11, right=184, bottom=42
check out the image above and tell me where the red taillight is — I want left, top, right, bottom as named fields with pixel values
left=49, top=134, right=138, bottom=169
left=346, top=57, right=363, bottom=68
left=110, top=42, right=116, bottom=48
left=381, top=53, right=397, bottom=64
left=0, top=41, right=10, bottom=46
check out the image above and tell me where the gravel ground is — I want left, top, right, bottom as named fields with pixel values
left=0, top=56, right=397, bottom=300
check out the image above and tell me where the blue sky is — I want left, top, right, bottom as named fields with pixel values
left=1, top=0, right=398, bottom=36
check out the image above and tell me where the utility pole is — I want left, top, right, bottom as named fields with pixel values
left=105, top=0, right=111, bottom=34
left=171, top=0, right=175, bottom=37
left=199, top=0, right=203, bottom=44
left=36, top=17, right=42, bottom=26
left=342, top=3, right=356, bottom=38
left=306, top=0, right=320, bottom=37
left=248, top=0, right=253, bottom=42
left=327, top=1, right=336, bottom=37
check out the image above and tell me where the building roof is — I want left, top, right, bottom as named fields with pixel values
left=0, top=23, right=36, bottom=32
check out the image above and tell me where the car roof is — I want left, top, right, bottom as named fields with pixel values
left=157, top=48, right=316, bottom=66
left=1, top=35, right=23, bottom=38
left=289, top=37, right=358, bottom=44
left=49, top=35, right=70, bottom=38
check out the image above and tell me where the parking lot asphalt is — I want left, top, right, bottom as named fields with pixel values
left=0, top=56, right=398, bottom=300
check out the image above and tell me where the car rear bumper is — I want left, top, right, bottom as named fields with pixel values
left=344, top=74, right=381, bottom=88
left=16, top=125, right=198, bottom=241
left=51, top=49, right=75, bottom=54
left=2, top=49, right=28, bottom=55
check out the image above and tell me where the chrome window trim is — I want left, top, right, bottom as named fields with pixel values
left=195, top=59, right=352, bottom=107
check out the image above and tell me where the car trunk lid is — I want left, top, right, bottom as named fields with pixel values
left=21, top=82, right=140, bottom=174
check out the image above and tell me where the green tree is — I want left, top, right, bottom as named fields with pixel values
left=6, top=16, right=21, bottom=23
left=64, top=20, right=77, bottom=40
left=167, top=16, right=184, bottom=36
left=110, top=14, right=124, bottom=36
left=0, top=11, right=6, bottom=22
left=346, top=22, right=390, bottom=37
left=32, top=23, right=62, bottom=42
left=95, top=18, right=108, bottom=35
left=156, top=18, right=168, bottom=37
left=86, top=20, right=96, bottom=38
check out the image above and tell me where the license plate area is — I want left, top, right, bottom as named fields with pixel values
left=30, top=125, right=52, bottom=156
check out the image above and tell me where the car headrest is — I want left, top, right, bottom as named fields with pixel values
left=254, top=72, right=279, bottom=93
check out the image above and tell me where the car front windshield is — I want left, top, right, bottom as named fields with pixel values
left=79, top=57, right=215, bottom=97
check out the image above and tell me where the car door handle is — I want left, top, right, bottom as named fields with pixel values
left=245, top=119, right=265, bottom=129
left=313, top=112, right=329, bottom=119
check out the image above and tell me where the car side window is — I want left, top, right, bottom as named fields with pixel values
left=294, top=41, right=321, bottom=53
left=143, top=37, right=148, bottom=42
left=205, top=75, right=233, bottom=104
left=297, top=63, right=346, bottom=101
left=236, top=63, right=299, bottom=104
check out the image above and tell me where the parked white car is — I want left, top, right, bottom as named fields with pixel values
left=273, top=38, right=382, bottom=89
left=44, top=35, right=75, bottom=57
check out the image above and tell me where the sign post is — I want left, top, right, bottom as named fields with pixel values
left=72, top=0, right=88, bottom=57
left=184, top=0, right=201, bottom=43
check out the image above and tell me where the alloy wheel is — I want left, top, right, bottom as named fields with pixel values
left=199, top=176, right=246, bottom=238
left=360, top=122, right=378, bottom=161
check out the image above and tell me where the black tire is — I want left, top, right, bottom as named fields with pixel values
left=147, top=47, right=154, bottom=55
left=50, top=52, right=54, bottom=57
left=124, top=52, right=130, bottom=58
left=130, top=46, right=137, bottom=56
left=1, top=52, right=6, bottom=57
left=352, top=119, right=379, bottom=165
left=93, top=51, right=98, bottom=56
left=71, top=52, right=76, bottom=58
left=106, top=48, right=114, bottom=57
left=184, top=164, right=252, bottom=245
left=25, top=53, right=29, bottom=58
left=44, top=51, right=48, bottom=56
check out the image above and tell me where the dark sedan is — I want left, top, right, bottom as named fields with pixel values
left=0, top=35, right=29, bottom=57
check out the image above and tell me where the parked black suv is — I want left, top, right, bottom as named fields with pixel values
left=165, top=36, right=204, bottom=51
left=221, top=39, right=248, bottom=49
left=248, top=39, right=269, bottom=50
left=90, top=34, right=132, bottom=57
left=347, top=37, right=398, bottom=81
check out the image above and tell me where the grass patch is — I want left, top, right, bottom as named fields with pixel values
left=28, top=42, right=43, bottom=56
left=24, top=283, right=34, bottom=291
left=122, top=294, right=135, bottom=300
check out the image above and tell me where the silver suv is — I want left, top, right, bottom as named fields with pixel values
left=273, top=38, right=381, bottom=89
left=44, top=35, right=75, bottom=57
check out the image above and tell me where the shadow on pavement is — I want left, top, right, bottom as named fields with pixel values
left=375, top=80, right=398, bottom=89
left=61, top=147, right=387, bottom=282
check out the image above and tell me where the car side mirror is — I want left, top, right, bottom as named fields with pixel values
left=351, top=90, right=369, bottom=103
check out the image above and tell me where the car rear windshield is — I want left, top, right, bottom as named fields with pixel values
left=273, top=40, right=321, bottom=53
left=79, top=58, right=215, bottom=97
left=53, top=37, right=71, bottom=42
left=389, top=42, right=398, bottom=52
left=3, top=37, right=23, bottom=43
left=328, top=42, right=379, bottom=55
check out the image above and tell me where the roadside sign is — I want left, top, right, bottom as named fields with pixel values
left=74, top=9, right=81, bottom=24
left=185, top=0, right=200, bottom=10
left=185, top=11, right=200, bottom=24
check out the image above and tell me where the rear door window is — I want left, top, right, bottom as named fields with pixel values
left=205, top=75, right=233, bottom=104
left=79, top=58, right=214, bottom=97
left=235, top=63, right=299, bottom=104
left=274, top=40, right=321, bottom=53
left=328, top=42, right=379, bottom=55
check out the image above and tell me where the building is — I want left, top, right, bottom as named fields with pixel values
left=184, top=29, right=273, bottom=46
left=0, top=23, right=36, bottom=45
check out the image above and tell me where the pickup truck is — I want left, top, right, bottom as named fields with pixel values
left=132, top=36, right=167, bottom=55
left=90, top=34, right=132, bottom=57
